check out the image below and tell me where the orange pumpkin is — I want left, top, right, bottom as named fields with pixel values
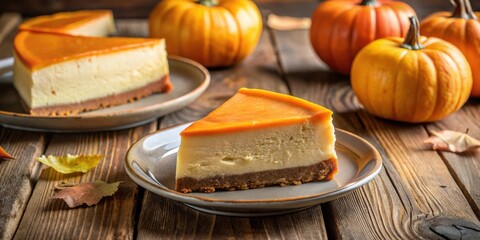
left=351, top=17, right=472, bottom=123
left=149, top=0, right=262, bottom=67
left=420, top=0, right=480, bottom=97
left=310, top=0, right=415, bottom=75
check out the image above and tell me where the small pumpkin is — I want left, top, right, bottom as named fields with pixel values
left=149, top=0, right=262, bottom=67
left=310, top=0, right=416, bottom=75
left=351, top=16, right=472, bottom=123
left=420, top=0, right=480, bottom=97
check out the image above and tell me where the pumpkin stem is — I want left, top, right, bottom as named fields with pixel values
left=451, top=0, right=477, bottom=20
left=198, top=0, right=218, bottom=7
left=360, top=0, right=377, bottom=6
left=401, top=16, right=424, bottom=51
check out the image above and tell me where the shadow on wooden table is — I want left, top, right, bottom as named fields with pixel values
left=136, top=191, right=329, bottom=239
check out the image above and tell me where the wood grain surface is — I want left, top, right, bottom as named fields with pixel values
left=0, top=13, right=44, bottom=240
left=0, top=13, right=20, bottom=56
left=0, top=128, right=45, bottom=240
left=427, top=103, right=480, bottom=218
left=14, top=124, right=156, bottom=239
left=1, top=1, right=480, bottom=239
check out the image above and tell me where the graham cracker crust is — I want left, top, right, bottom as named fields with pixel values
left=28, top=75, right=172, bottom=116
left=176, top=158, right=338, bottom=193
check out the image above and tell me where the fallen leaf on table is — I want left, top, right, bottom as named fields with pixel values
left=0, top=146, right=14, bottom=160
left=267, top=14, right=311, bottom=31
left=52, top=180, right=122, bottom=208
left=424, top=130, right=480, bottom=153
left=37, top=154, right=102, bottom=174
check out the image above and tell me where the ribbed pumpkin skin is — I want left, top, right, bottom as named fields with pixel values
left=421, top=12, right=480, bottom=97
left=149, top=0, right=262, bottom=67
left=351, top=37, right=472, bottom=123
left=310, top=0, right=415, bottom=75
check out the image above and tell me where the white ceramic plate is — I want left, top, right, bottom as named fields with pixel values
left=0, top=57, right=210, bottom=132
left=125, top=123, right=383, bottom=217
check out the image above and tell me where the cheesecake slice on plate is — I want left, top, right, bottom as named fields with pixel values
left=19, top=10, right=116, bottom=37
left=13, top=31, right=172, bottom=116
left=176, top=88, right=338, bottom=193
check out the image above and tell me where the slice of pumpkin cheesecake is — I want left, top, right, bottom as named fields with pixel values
left=176, top=88, right=338, bottom=193
left=19, top=10, right=116, bottom=36
left=13, top=31, right=172, bottom=116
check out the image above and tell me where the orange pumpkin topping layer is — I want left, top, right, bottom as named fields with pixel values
left=181, top=88, right=332, bottom=136
left=19, top=10, right=115, bottom=36
left=14, top=31, right=162, bottom=70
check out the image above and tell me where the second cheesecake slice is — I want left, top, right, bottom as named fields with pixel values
left=13, top=31, right=172, bottom=116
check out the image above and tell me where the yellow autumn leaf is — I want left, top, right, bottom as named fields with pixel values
left=37, top=154, right=102, bottom=174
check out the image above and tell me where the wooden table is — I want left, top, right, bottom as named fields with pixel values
left=1, top=1, right=480, bottom=239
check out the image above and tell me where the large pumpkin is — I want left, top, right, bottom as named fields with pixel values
left=310, top=0, right=415, bottom=75
left=149, top=0, right=262, bottom=67
left=420, top=0, right=480, bottom=97
left=351, top=17, right=472, bottom=123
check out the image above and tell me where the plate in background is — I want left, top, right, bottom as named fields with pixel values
left=0, top=56, right=210, bottom=132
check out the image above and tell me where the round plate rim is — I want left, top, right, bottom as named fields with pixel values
left=125, top=123, right=383, bottom=209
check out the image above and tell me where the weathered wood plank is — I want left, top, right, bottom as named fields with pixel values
left=271, top=3, right=480, bottom=239
left=0, top=129, right=45, bottom=240
left=358, top=111, right=480, bottom=238
left=14, top=123, right=156, bottom=240
left=136, top=26, right=329, bottom=239
left=427, top=103, right=480, bottom=219
left=115, top=19, right=149, bottom=37
left=0, top=13, right=20, bottom=59
left=137, top=193, right=217, bottom=239
left=251, top=205, right=327, bottom=239
left=0, top=13, right=45, bottom=240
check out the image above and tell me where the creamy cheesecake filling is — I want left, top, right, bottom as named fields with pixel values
left=26, top=76, right=171, bottom=116
left=13, top=41, right=168, bottom=110
left=176, top=119, right=336, bottom=180
left=67, top=14, right=116, bottom=36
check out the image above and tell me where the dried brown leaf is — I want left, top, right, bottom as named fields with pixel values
left=52, top=180, right=121, bottom=208
left=424, top=130, right=480, bottom=153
